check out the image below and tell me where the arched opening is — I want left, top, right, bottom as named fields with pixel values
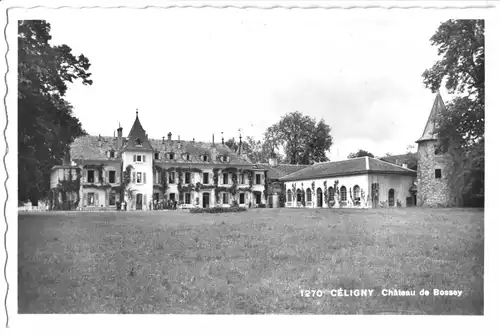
left=340, top=186, right=347, bottom=204
left=306, top=188, right=312, bottom=204
left=328, top=186, right=334, bottom=201
left=297, top=189, right=302, bottom=204
left=316, top=188, right=323, bottom=207
left=388, top=189, right=395, bottom=207
left=353, top=185, right=361, bottom=206
left=287, top=189, right=292, bottom=203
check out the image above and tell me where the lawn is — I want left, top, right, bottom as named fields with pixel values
left=18, top=208, right=484, bottom=314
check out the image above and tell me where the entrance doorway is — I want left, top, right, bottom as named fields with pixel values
left=203, top=192, right=210, bottom=208
left=136, top=193, right=143, bottom=210
left=316, top=188, right=323, bottom=207
left=255, top=192, right=262, bottom=205
left=388, top=189, right=395, bottom=207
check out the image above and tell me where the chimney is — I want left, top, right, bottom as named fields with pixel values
left=212, top=134, right=215, bottom=146
left=167, top=132, right=172, bottom=141
left=162, top=136, right=165, bottom=144
left=402, top=162, right=408, bottom=169
left=117, top=124, right=123, bottom=149
left=192, top=138, right=195, bottom=143
left=98, top=134, right=102, bottom=147
left=222, top=136, right=225, bottom=145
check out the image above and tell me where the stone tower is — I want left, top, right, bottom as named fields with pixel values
left=415, top=93, right=455, bottom=207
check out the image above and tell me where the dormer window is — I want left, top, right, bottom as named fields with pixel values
left=202, top=154, right=208, bottom=162
left=184, top=153, right=191, bottom=161
left=168, top=152, right=175, bottom=160
left=135, top=138, right=142, bottom=146
left=109, top=150, right=115, bottom=158
left=221, top=155, right=229, bottom=162
left=154, top=152, right=159, bottom=160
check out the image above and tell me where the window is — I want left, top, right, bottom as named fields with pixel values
left=137, top=172, right=142, bottom=184
left=203, top=172, right=209, bottom=184
left=135, top=138, right=142, bottom=146
left=239, top=193, right=245, bottom=204
left=169, top=172, right=175, bottom=183
left=435, top=169, right=442, bottom=178
left=87, top=193, right=95, bottom=206
left=340, top=186, right=347, bottom=201
left=109, top=193, right=116, bottom=206
left=256, top=174, right=261, bottom=185
left=185, top=153, right=191, bottom=161
left=109, top=171, right=116, bottom=184
left=135, top=155, right=142, bottom=162
left=222, top=193, right=229, bottom=204
left=222, top=156, right=228, bottom=162
left=202, top=155, right=208, bottom=162
left=287, top=189, right=292, bottom=202
left=87, top=170, right=95, bottom=183
left=154, top=152, right=159, bottom=160
left=168, top=152, right=175, bottom=160
left=306, top=188, right=312, bottom=202
left=353, top=185, right=360, bottom=199
left=185, top=193, right=191, bottom=204
left=328, top=187, right=334, bottom=200
left=155, top=171, right=160, bottom=184
left=297, top=189, right=302, bottom=203
left=240, top=174, right=245, bottom=184
left=185, top=172, right=191, bottom=184
left=223, top=173, right=229, bottom=184
left=110, top=150, right=115, bottom=158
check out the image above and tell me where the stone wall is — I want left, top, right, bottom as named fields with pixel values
left=416, top=140, right=455, bottom=206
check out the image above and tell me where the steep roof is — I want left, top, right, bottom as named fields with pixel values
left=70, top=135, right=120, bottom=161
left=416, top=92, right=446, bottom=143
left=124, top=111, right=154, bottom=151
left=149, top=139, right=254, bottom=166
left=280, top=156, right=416, bottom=182
left=257, top=163, right=310, bottom=180
left=70, top=135, right=255, bottom=166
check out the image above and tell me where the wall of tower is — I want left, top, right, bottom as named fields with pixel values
left=416, top=140, right=455, bottom=206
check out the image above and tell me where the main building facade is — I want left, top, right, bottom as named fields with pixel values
left=50, top=111, right=266, bottom=210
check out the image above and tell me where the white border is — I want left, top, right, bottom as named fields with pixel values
left=0, top=1, right=497, bottom=334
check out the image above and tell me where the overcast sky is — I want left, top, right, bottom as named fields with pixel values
left=46, top=8, right=452, bottom=161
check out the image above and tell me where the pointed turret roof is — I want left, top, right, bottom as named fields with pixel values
left=124, top=109, right=153, bottom=151
left=416, top=92, right=446, bottom=143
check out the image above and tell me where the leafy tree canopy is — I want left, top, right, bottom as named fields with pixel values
left=18, top=20, right=93, bottom=203
left=422, top=19, right=484, bottom=206
left=348, top=149, right=374, bottom=159
left=264, top=111, right=333, bottom=164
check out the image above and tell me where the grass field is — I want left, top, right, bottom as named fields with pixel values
left=18, top=208, right=484, bottom=314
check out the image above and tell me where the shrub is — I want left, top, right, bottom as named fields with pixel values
left=190, top=206, right=247, bottom=214
left=258, top=204, right=266, bottom=208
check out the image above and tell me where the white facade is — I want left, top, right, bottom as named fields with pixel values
left=284, top=173, right=415, bottom=208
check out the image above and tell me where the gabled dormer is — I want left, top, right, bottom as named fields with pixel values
left=124, top=109, right=153, bottom=152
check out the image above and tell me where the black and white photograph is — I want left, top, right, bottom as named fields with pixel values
left=1, top=0, right=497, bottom=333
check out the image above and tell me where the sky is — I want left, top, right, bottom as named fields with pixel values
left=46, top=8, right=453, bottom=161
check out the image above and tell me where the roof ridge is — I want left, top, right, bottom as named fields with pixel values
left=369, top=157, right=416, bottom=171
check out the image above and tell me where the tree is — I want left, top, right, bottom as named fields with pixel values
left=18, top=20, right=92, bottom=203
left=265, top=111, right=333, bottom=164
left=422, top=19, right=484, bottom=206
left=348, top=149, right=374, bottom=159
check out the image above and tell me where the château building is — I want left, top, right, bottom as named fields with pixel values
left=49, top=111, right=267, bottom=210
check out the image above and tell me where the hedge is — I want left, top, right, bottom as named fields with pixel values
left=190, top=206, right=248, bottom=214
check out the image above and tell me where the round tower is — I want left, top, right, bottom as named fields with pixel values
left=415, top=93, right=455, bottom=207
